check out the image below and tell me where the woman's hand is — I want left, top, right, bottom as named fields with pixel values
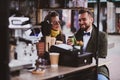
left=67, top=38, right=74, bottom=45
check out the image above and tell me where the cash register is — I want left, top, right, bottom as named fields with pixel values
left=50, top=44, right=93, bottom=67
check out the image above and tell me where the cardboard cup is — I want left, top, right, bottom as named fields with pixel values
left=49, top=52, right=59, bottom=67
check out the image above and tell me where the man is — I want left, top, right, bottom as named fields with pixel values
left=68, top=8, right=109, bottom=80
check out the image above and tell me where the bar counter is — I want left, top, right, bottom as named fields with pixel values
left=11, top=58, right=111, bottom=80
left=11, top=63, right=96, bottom=80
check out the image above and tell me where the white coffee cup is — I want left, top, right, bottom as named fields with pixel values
left=51, top=37, right=56, bottom=45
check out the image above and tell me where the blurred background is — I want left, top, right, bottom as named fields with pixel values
left=0, top=0, right=120, bottom=80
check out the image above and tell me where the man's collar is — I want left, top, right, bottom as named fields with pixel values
left=83, top=32, right=90, bottom=36
left=84, top=26, right=92, bottom=35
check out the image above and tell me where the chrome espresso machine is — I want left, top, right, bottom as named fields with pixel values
left=9, top=16, right=42, bottom=73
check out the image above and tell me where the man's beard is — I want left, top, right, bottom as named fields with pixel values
left=80, top=25, right=90, bottom=31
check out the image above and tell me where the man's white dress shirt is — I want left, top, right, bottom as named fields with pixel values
left=83, top=27, right=92, bottom=52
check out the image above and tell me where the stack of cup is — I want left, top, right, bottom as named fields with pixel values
left=46, top=36, right=56, bottom=52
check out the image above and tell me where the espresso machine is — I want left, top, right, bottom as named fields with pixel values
left=9, top=16, right=42, bottom=72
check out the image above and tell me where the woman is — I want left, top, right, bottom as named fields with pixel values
left=41, top=11, right=66, bottom=43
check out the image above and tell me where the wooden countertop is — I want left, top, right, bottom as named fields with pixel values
left=11, top=63, right=96, bottom=80
left=11, top=58, right=110, bottom=80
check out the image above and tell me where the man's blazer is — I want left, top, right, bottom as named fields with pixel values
left=75, top=25, right=108, bottom=58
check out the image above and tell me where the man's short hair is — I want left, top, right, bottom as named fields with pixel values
left=79, top=8, right=93, bottom=18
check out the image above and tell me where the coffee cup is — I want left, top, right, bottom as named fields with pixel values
left=51, top=37, right=56, bottom=45
left=49, top=52, right=59, bottom=67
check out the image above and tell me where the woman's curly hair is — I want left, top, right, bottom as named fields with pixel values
left=40, top=11, right=59, bottom=36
